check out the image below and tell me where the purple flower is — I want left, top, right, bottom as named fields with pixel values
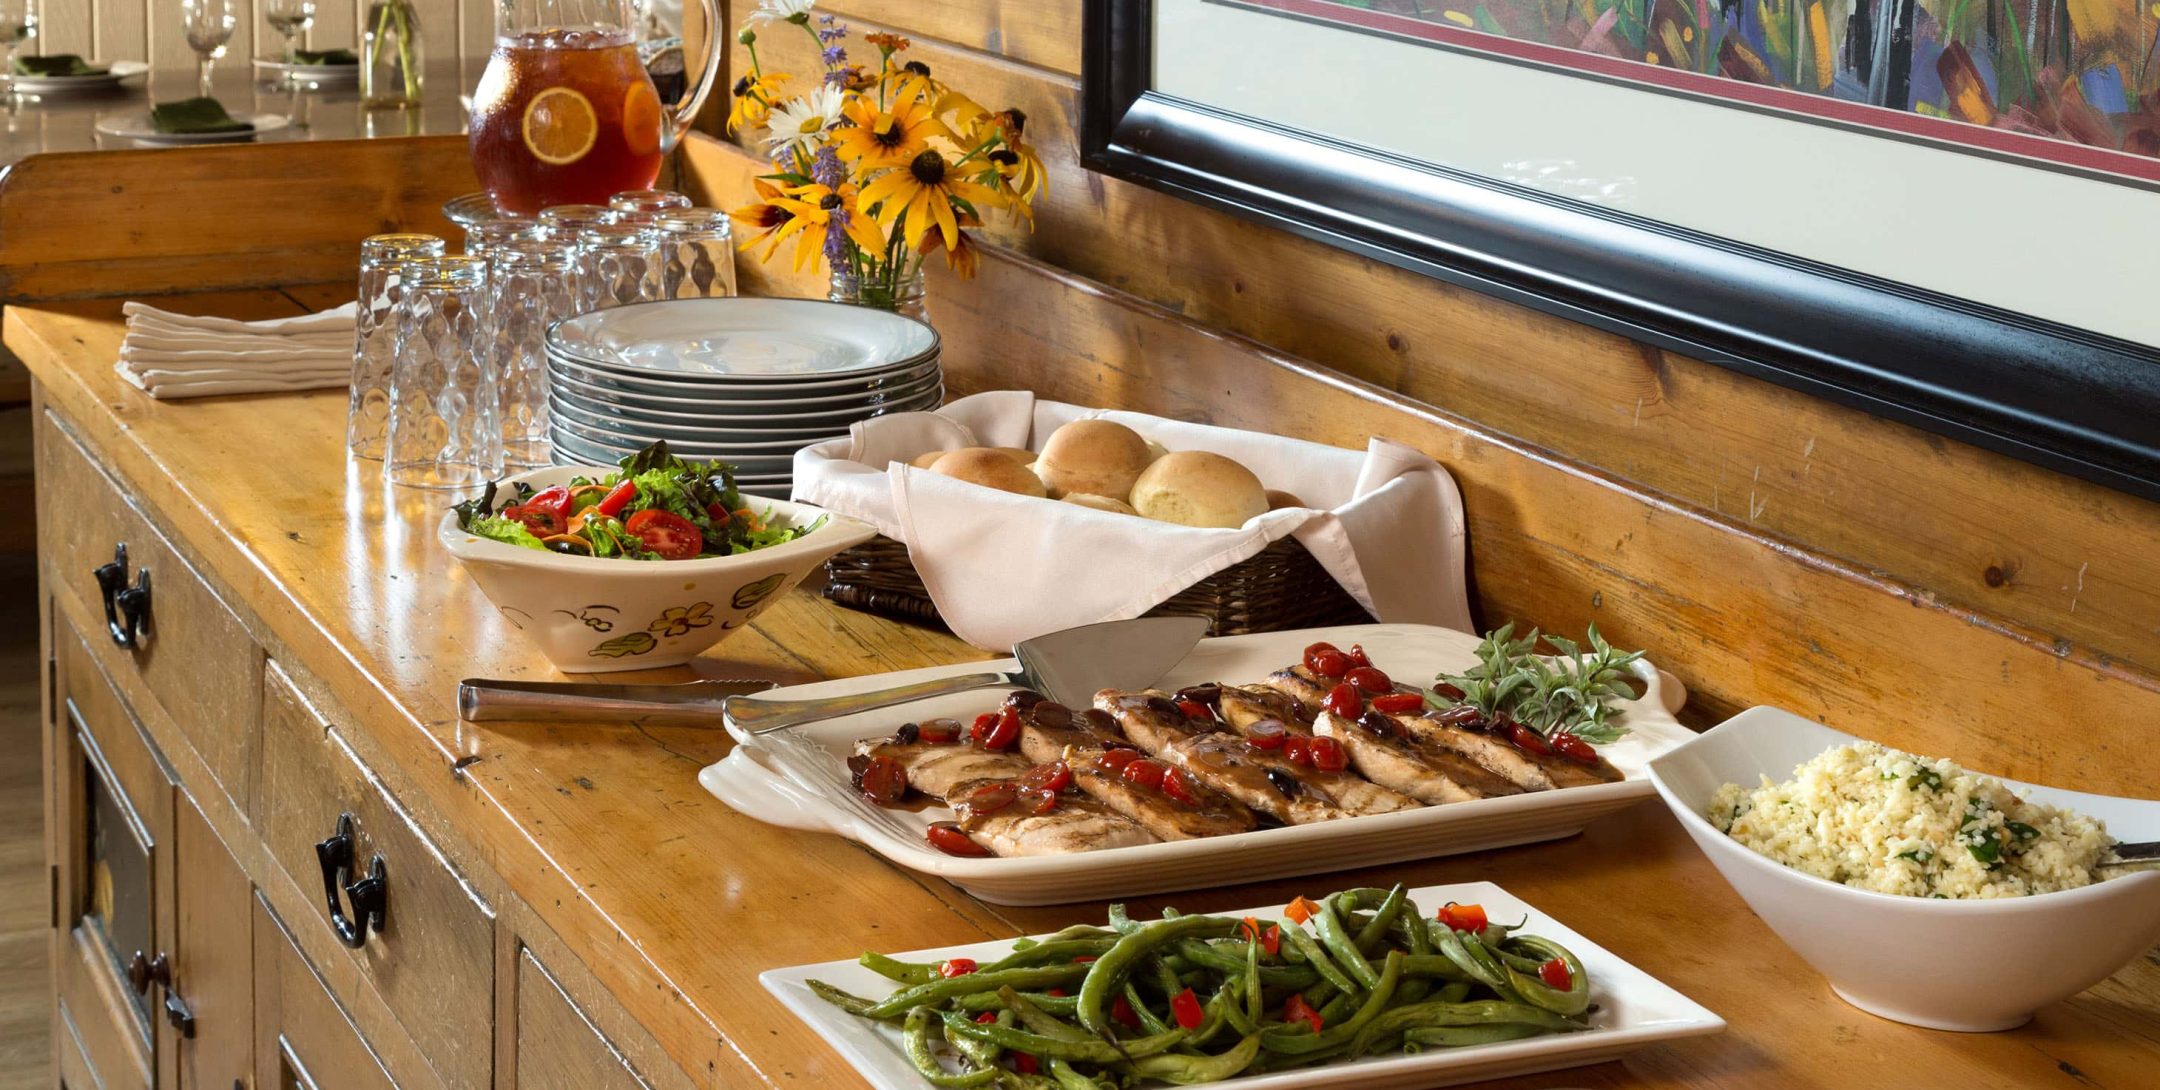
left=810, top=145, right=846, bottom=188
left=824, top=207, right=852, bottom=265
left=822, top=45, right=847, bottom=67
left=817, top=15, right=847, bottom=43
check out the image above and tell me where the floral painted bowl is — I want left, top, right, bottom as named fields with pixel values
left=438, top=467, right=877, bottom=673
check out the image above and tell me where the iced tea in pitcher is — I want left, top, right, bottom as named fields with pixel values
left=467, top=1, right=724, bottom=216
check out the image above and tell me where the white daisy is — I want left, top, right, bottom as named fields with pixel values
left=747, top=0, right=816, bottom=25
left=763, top=85, right=843, bottom=161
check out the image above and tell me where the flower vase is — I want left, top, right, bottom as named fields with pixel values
left=830, top=267, right=929, bottom=326
left=361, top=0, right=423, bottom=110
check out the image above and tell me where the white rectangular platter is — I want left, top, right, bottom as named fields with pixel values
left=762, top=880, right=1725, bottom=1090
left=702, top=623, right=1693, bottom=905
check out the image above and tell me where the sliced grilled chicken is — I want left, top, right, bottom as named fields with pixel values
left=856, top=736, right=1156, bottom=856
left=1261, top=666, right=1336, bottom=709
left=1312, top=710, right=1479, bottom=805
left=1403, top=708, right=1623, bottom=789
left=1217, top=684, right=1314, bottom=733
left=858, top=738, right=1033, bottom=797
left=1010, top=695, right=1257, bottom=840
left=1384, top=713, right=1543, bottom=795
left=1095, top=689, right=1419, bottom=823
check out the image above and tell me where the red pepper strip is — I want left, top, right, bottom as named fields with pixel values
left=1284, top=895, right=1320, bottom=925
left=1170, top=987, right=1205, bottom=1030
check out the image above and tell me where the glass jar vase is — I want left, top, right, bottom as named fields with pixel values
left=829, top=266, right=928, bottom=324
left=360, top=0, right=423, bottom=110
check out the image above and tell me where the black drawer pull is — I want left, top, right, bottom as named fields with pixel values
left=93, top=543, right=153, bottom=650
left=314, top=813, right=388, bottom=949
left=164, top=992, right=195, bottom=1038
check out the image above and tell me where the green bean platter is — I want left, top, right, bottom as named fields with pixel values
left=761, top=881, right=1723, bottom=1089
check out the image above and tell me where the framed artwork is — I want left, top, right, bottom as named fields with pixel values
left=1081, top=0, right=2160, bottom=501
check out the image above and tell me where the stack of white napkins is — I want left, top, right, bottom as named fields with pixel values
left=115, top=300, right=359, bottom=400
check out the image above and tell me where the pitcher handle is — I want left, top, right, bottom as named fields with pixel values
left=667, top=0, right=728, bottom=151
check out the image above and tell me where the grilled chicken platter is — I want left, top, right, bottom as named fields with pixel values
left=846, top=638, right=1630, bottom=859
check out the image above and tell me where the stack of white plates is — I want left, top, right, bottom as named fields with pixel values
left=543, top=298, right=943, bottom=496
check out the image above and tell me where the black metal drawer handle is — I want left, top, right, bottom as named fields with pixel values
left=93, top=542, right=153, bottom=650
left=313, top=813, right=388, bottom=949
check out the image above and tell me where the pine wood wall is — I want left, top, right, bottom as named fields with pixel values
left=30, top=0, right=496, bottom=74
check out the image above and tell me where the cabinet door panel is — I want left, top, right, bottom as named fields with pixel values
left=514, top=949, right=652, bottom=1090
left=172, top=794, right=252, bottom=1090
left=253, top=894, right=398, bottom=1090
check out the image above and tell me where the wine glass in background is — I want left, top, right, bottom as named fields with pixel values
left=0, top=0, right=38, bottom=98
left=180, top=0, right=237, bottom=98
left=263, top=0, right=316, bottom=62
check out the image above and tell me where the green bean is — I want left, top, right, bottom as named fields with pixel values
left=1434, top=980, right=1472, bottom=1003
left=1351, top=885, right=1408, bottom=952
left=865, top=964, right=1092, bottom=1019
left=1313, top=898, right=1380, bottom=990
left=1185, top=974, right=1244, bottom=1049
left=940, top=1011, right=1189, bottom=1063
left=1282, top=922, right=1361, bottom=996
left=1495, top=936, right=1592, bottom=1017
left=1130, top=1033, right=1261, bottom=1084
left=1045, top=1059, right=1111, bottom=1090
left=806, top=979, right=885, bottom=1019
left=1244, top=935, right=1265, bottom=1025
left=860, top=951, right=939, bottom=985
left=1169, top=938, right=1317, bottom=988
left=1403, top=1023, right=1550, bottom=1048
left=1075, top=915, right=1238, bottom=1034
left=982, top=939, right=1117, bottom=972
left=1433, top=927, right=1512, bottom=997
left=1218, top=985, right=1262, bottom=1036
left=907, top=1007, right=1001, bottom=1087
left=997, top=988, right=1094, bottom=1043
left=1349, top=1000, right=1581, bottom=1056
left=954, top=989, right=1080, bottom=1016
left=1264, top=950, right=1404, bottom=1055
left=1148, top=954, right=1185, bottom=1008
left=1106, top=903, right=1139, bottom=934
left=1399, top=954, right=1472, bottom=981
left=1123, top=980, right=1173, bottom=1035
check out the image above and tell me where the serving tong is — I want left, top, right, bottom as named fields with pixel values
left=2102, top=840, right=2160, bottom=867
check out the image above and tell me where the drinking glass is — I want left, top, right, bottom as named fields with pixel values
left=463, top=219, right=545, bottom=258
left=537, top=203, right=615, bottom=235
left=263, top=0, right=315, bottom=60
left=608, top=189, right=691, bottom=224
left=652, top=209, right=736, bottom=300
left=347, top=233, right=447, bottom=460
left=388, top=256, right=500, bottom=489
left=180, top=0, right=238, bottom=98
left=0, top=0, right=37, bottom=96
left=572, top=222, right=660, bottom=313
left=488, top=239, right=576, bottom=467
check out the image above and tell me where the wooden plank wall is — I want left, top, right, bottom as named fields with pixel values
left=29, top=0, right=495, bottom=74
left=720, top=1, right=2160, bottom=686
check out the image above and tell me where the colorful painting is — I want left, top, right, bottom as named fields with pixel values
left=1248, top=0, right=2160, bottom=179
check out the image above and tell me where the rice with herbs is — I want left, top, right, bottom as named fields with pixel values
left=1708, top=742, right=2111, bottom=898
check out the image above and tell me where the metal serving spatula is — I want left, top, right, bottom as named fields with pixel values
left=2101, top=840, right=2160, bottom=867
left=722, top=616, right=1212, bottom=735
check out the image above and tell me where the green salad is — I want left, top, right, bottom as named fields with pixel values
left=450, top=442, right=821, bottom=561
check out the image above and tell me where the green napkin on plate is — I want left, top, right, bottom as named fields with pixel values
left=12, top=54, right=110, bottom=77
left=150, top=97, right=255, bottom=135
left=289, top=48, right=357, bottom=66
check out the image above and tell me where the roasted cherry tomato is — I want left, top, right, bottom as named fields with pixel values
left=1170, top=987, right=1205, bottom=1030
left=1432, top=681, right=1467, bottom=701
left=1345, top=666, right=1393, bottom=694
left=1552, top=732, right=1599, bottom=766
left=938, top=958, right=978, bottom=978
left=1282, top=993, right=1324, bottom=1033
left=1346, top=644, right=1373, bottom=669
left=1095, top=747, right=1139, bottom=772
left=1121, top=758, right=1168, bottom=791
left=1175, top=698, right=1214, bottom=722
left=1370, top=691, right=1426, bottom=714
left=1014, top=785, right=1060, bottom=815
left=1509, top=722, right=1553, bottom=756
left=1303, top=642, right=1352, bottom=678
left=1010, top=1053, right=1039, bottom=1076
left=1437, top=902, right=1488, bottom=933
left=1019, top=760, right=1073, bottom=794
left=852, top=755, right=908, bottom=806
left=623, top=508, right=703, bottom=560
left=1283, top=735, right=1313, bottom=766
left=971, top=708, right=1020, bottom=751
left=1322, top=682, right=1363, bottom=720
left=1308, top=735, right=1348, bottom=773
left=918, top=717, right=962, bottom=745
left=963, top=781, right=1017, bottom=814
left=1539, top=957, right=1573, bottom=990
left=1244, top=720, right=1287, bottom=750
left=1110, top=995, right=1141, bottom=1030
left=1160, top=766, right=1201, bottom=806
left=927, top=822, right=990, bottom=857
left=593, top=478, right=638, bottom=517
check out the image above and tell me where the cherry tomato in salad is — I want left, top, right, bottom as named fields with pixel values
left=1346, top=644, right=1373, bottom=669
left=1370, top=691, right=1426, bottom=714
left=1170, top=987, right=1205, bottom=1030
left=1552, top=732, right=1599, bottom=766
left=917, top=718, right=963, bottom=745
left=1308, top=735, right=1348, bottom=773
left=593, top=479, right=638, bottom=518
left=1303, top=642, right=1353, bottom=678
left=1323, top=682, right=1363, bottom=720
left=623, top=509, right=703, bottom=561
left=1282, top=994, right=1324, bottom=1033
left=1437, top=902, right=1488, bottom=933
left=852, top=755, right=908, bottom=806
left=1283, top=735, right=1313, bottom=766
left=1121, top=758, right=1168, bottom=791
left=1095, top=747, right=1139, bottom=772
left=1159, top=766, right=1201, bottom=806
left=1509, top=722, right=1553, bottom=756
left=1539, top=957, right=1573, bottom=990
left=1175, top=698, right=1214, bottom=722
left=1019, top=761, right=1073, bottom=794
left=1345, top=666, right=1393, bottom=694
left=524, top=485, right=572, bottom=517
left=938, top=958, right=978, bottom=978
left=503, top=502, right=567, bottom=537
left=1244, top=720, right=1287, bottom=750
left=926, top=822, right=990, bottom=857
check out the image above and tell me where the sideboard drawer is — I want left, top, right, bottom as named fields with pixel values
left=253, top=893, right=398, bottom=1090
left=514, top=949, right=654, bottom=1090
left=38, top=414, right=261, bottom=807
left=258, top=662, right=494, bottom=1089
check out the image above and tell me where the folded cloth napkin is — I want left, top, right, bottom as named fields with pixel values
left=150, top=97, right=253, bottom=135
left=115, top=300, right=358, bottom=400
left=793, top=390, right=1472, bottom=650
left=13, top=54, right=109, bottom=77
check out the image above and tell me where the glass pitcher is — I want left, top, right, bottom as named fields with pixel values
left=468, top=0, right=722, bottom=216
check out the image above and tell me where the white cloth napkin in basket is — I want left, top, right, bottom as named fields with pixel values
left=793, top=390, right=1472, bottom=650
left=115, top=300, right=357, bottom=399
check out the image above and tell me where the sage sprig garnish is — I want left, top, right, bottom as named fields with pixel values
left=1429, top=623, right=1647, bottom=744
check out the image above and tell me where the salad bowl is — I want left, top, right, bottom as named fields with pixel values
left=440, top=466, right=876, bottom=673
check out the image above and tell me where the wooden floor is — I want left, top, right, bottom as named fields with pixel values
left=0, top=555, right=48, bottom=1087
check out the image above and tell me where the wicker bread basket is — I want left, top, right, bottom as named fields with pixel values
left=825, top=534, right=1373, bottom=637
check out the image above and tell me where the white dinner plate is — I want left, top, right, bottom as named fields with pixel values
left=11, top=59, right=147, bottom=93
left=546, top=426, right=801, bottom=475
left=96, top=110, right=290, bottom=144
left=547, top=394, right=910, bottom=446
left=547, top=347, right=941, bottom=400
left=703, top=623, right=1693, bottom=905
left=763, top=879, right=1725, bottom=1090
left=548, top=297, right=939, bottom=382
left=252, top=57, right=360, bottom=83
left=551, top=410, right=843, bottom=454
left=550, top=379, right=943, bottom=427
left=550, top=364, right=944, bottom=415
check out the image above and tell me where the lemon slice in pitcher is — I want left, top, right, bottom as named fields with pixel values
left=522, top=86, right=598, bottom=165
left=622, top=82, right=663, bottom=157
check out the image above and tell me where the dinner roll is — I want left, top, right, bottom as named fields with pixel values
left=909, top=450, right=946, bottom=470
left=1129, top=451, right=1267, bottom=528
left=994, top=447, right=1037, bottom=466
left=1264, top=489, right=1308, bottom=510
left=927, top=447, right=1048, bottom=497
left=1032, top=419, right=1153, bottom=500
left=1144, top=439, right=1170, bottom=463
left=1063, top=493, right=1139, bottom=516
